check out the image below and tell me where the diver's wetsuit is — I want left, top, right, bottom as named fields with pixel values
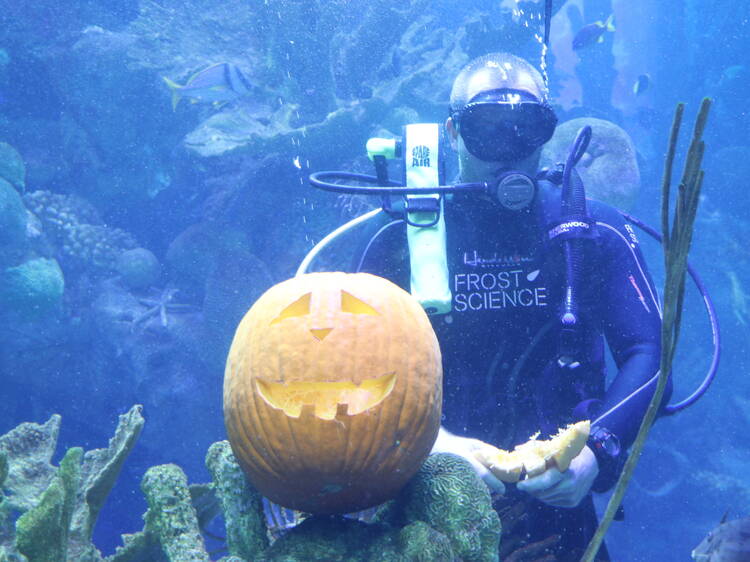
left=321, top=179, right=666, bottom=560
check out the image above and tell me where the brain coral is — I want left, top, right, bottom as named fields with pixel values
left=540, top=117, right=641, bottom=211
left=398, top=453, right=501, bottom=561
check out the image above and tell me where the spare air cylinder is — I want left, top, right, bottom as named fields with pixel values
left=368, top=124, right=451, bottom=314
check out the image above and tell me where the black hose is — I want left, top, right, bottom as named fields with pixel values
left=621, top=212, right=721, bottom=414
left=309, top=171, right=485, bottom=195
left=559, top=127, right=593, bottom=328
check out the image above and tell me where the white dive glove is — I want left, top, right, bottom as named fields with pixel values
left=516, top=445, right=599, bottom=507
left=430, top=427, right=506, bottom=495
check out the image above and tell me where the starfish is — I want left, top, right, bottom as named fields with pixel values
left=131, top=286, right=199, bottom=331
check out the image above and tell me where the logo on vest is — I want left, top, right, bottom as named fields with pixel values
left=453, top=267, right=548, bottom=312
left=463, top=250, right=533, bottom=267
left=411, top=145, right=430, bottom=167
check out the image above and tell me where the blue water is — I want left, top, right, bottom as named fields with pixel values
left=0, top=1, right=748, bottom=560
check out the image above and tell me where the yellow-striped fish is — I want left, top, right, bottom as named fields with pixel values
left=163, top=62, right=252, bottom=111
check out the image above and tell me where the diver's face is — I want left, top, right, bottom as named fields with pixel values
left=447, top=68, right=549, bottom=181
left=446, top=115, right=543, bottom=182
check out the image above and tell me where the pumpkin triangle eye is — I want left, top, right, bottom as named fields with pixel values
left=271, top=292, right=311, bottom=324
left=340, top=290, right=379, bottom=315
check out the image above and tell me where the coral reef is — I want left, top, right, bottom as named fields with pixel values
left=206, top=442, right=268, bottom=559
left=23, top=190, right=138, bottom=277
left=0, top=411, right=502, bottom=561
left=385, top=453, right=502, bottom=561
left=14, top=447, right=82, bottom=561
left=256, top=516, right=455, bottom=561
left=0, top=405, right=144, bottom=561
left=115, top=248, right=161, bottom=290
left=140, top=465, right=210, bottom=561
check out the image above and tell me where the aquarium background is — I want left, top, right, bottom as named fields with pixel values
left=0, top=0, right=747, bottom=560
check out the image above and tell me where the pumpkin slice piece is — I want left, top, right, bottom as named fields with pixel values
left=475, top=446, right=525, bottom=483
left=474, top=421, right=591, bottom=483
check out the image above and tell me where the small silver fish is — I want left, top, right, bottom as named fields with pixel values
left=692, top=515, right=750, bottom=561
left=633, top=73, right=651, bottom=96
left=572, top=14, right=615, bottom=51
left=263, top=498, right=307, bottom=540
left=163, top=62, right=252, bottom=111
left=262, top=497, right=381, bottom=541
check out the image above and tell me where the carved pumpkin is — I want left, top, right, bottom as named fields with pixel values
left=224, top=272, right=442, bottom=514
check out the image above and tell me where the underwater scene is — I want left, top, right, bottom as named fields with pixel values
left=0, top=0, right=748, bottom=560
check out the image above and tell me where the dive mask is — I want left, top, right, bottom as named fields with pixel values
left=451, top=89, right=558, bottom=163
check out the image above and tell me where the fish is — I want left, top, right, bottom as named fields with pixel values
left=162, top=62, right=252, bottom=111
left=263, top=497, right=307, bottom=540
left=572, top=14, right=615, bottom=51
left=692, top=514, right=750, bottom=561
left=262, top=497, right=381, bottom=540
left=633, top=73, right=651, bottom=95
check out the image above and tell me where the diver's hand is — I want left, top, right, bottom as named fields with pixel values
left=517, top=445, right=598, bottom=507
left=430, top=427, right=506, bottom=495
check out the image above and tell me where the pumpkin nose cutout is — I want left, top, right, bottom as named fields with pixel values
left=310, top=327, right=333, bottom=341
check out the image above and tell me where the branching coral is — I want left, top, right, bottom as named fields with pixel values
left=0, top=406, right=144, bottom=561
left=0, top=412, right=504, bottom=561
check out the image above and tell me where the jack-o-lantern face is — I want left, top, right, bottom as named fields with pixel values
left=224, top=272, right=442, bottom=514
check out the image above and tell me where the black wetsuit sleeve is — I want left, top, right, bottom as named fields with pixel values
left=589, top=204, right=669, bottom=487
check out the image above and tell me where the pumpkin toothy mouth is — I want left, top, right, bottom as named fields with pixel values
left=256, top=372, right=397, bottom=420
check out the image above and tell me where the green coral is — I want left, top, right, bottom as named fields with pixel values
left=205, top=441, right=268, bottom=559
left=68, top=406, right=144, bottom=561
left=390, top=521, right=454, bottom=562
left=141, top=464, right=209, bottom=561
left=15, top=447, right=82, bottom=562
left=255, top=453, right=500, bottom=561
left=257, top=515, right=454, bottom=561
left=395, top=453, right=501, bottom=562
left=0, top=257, right=65, bottom=321
left=0, top=406, right=144, bottom=561
left=0, top=413, right=503, bottom=561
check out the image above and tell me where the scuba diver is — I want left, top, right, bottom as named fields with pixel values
left=420, top=54, right=665, bottom=560
left=305, top=52, right=685, bottom=560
